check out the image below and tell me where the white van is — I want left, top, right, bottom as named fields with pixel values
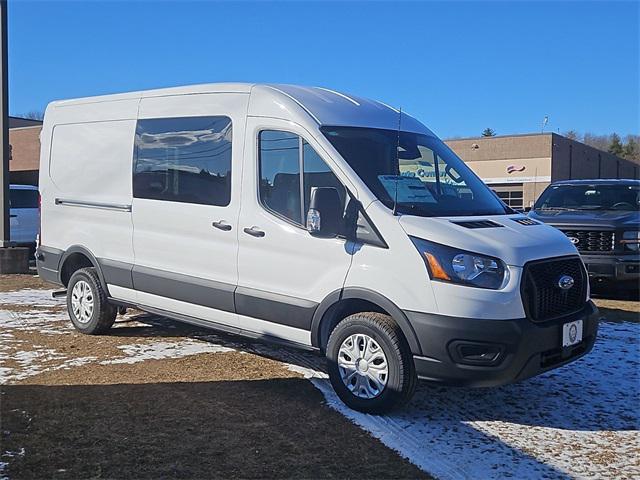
left=36, top=83, right=598, bottom=413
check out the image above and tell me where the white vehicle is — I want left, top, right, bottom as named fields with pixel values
left=10, top=184, right=39, bottom=250
left=36, top=84, right=598, bottom=413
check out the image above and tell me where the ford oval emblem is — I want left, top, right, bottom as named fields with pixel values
left=558, top=275, right=575, bottom=290
left=568, top=236, right=579, bottom=245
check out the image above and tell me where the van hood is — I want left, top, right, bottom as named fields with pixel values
left=399, top=214, right=577, bottom=267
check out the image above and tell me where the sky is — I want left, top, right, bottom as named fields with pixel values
left=8, top=0, right=639, bottom=139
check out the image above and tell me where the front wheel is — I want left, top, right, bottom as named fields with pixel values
left=326, top=312, right=417, bottom=414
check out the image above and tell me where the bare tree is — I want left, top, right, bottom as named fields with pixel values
left=582, top=132, right=610, bottom=152
left=563, top=130, right=581, bottom=141
left=18, top=110, right=44, bottom=121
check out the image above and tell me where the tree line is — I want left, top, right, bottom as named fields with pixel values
left=563, top=131, right=639, bottom=162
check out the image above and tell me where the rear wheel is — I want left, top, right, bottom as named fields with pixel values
left=326, top=312, right=417, bottom=414
left=67, top=267, right=116, bottom=334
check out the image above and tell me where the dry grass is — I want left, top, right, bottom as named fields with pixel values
left=1, top=275, right=430, bottom=480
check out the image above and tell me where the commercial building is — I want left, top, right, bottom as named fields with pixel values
left=8, top=116, right=42, bottom=186
left=8, top=121, right=639, bottom=209
left=445, top=133, right=639, bottom=209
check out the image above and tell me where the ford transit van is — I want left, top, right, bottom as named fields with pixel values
left=36, top=84, right=598, bottom=413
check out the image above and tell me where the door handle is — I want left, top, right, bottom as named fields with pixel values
left=243, top=226, right=265, bottom=238
left=10, top=214, right=16, bottom=218
left=212, top=220, right=232, bottom=231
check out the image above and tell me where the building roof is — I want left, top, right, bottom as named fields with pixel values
left=445, top=132, right=552, bottom=142
left=9, top=116, right=42, bottom=128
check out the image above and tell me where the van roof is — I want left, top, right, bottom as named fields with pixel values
left=49, top=83, right=433, bottom=135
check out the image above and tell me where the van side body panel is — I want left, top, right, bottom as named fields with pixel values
left=39, top=99, right=139, bottom=287
left=132, top=93, right=249, bottom=302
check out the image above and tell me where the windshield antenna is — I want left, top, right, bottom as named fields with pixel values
left=393, top=107, right=402, bottom=216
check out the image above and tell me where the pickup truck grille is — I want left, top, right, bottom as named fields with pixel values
left=559, top=229, right=614, bottom=253
left=521, top=256, right=588, bottom=322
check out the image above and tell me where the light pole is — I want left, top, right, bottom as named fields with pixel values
left=541, top=115, right=549, bottom=133
left=0, top=0, right=29, bottom=273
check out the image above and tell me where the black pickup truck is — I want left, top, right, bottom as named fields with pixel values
left=529, top=179, right=639, bottom=291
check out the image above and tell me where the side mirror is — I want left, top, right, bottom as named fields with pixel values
left=524, top=206, right=532, bottom=213
left=306, top=187, right=341, bottom=238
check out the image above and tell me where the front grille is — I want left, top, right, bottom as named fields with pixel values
left=521, top=256, right=588, bottom=322
left=560, top=229, right=614, bottom=253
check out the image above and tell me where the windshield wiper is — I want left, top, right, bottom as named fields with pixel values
left=537, top=207, right=580, bottom=212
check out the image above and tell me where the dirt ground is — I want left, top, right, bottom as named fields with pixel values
left=0, top=275, right=429, bottom=480
left=1, top=274, right=638, bottom=479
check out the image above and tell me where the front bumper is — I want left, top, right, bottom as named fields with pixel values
left=408, top=301, right=599, bottom=387
left=581, top=254, right=639, bottom=282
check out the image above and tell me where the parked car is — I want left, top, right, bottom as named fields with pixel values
left=9, top=184, right=39, bottom=253
left=36, top=83, right=598, bottom=413
left=529, top=179, right=640, bottom=291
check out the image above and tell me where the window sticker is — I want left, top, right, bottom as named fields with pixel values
left=378, top=175, right=437, bottom=204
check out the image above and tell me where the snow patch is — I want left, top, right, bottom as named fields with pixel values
left=295, top=321, right=640, bottom=480
left=0, top=309, right=70, bottom=335
left=0, top=447, right=25, bottom=480
left=0, top=289, right=63, bottom=307
left=101, top=340, right=234, bottom=365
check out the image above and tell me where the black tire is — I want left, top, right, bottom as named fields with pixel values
left=66, top=267, right=116, bottom=335
left=326, top=312, right=417, bottom=414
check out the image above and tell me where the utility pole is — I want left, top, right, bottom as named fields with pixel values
left=0, top=0, right=8, bottom=248
left=0, top=0, right=29, bottom=273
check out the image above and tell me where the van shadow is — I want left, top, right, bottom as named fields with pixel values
left=1, top=379, right=429, bottom=480
left=113, top=313, right=639, bottom=433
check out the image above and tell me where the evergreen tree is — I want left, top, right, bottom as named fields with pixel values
left=481, top=128, right=496, bottom=137
left=608, top=133, right=624, bottom=156
left=623, top=138, right=638, bottom=161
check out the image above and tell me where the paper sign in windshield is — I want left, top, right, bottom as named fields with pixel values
left=378, top=175, right=436, bottom=204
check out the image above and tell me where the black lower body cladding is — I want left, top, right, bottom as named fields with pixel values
left=408, top=301, right=599, bottom=387
left=35, top=245, right=64, bottom=285
left=35, top=245, right=317, bottom=330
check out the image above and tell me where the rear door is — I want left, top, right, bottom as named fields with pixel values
left=236, top=117, right=354, bottom=345
left=129, top=93, right=248, bottom=324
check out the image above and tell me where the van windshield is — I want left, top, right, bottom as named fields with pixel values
left=321, top=126, right=510, bottom=217
left=534, top=184, right=640, bottom=212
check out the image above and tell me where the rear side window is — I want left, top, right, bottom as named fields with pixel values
left=258, top=130, right=346, bottom=226
left=133, top=116, right=232, bottom=206
left=10, top=189, right=38, bottom=209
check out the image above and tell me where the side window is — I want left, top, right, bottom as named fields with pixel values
left=258, top=130, right=302, bottom=224
left=303, top=140, right=347, bottom=215
left=133, top=116, right=232, bottom=206
left=9, top=189, right=38, bottom=209
left=259, top=131, right=346, bottom=227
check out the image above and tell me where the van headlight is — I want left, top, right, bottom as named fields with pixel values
left=410, top=237, right=509, bottom=290
left=622, top=230, right=640, bottom=251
